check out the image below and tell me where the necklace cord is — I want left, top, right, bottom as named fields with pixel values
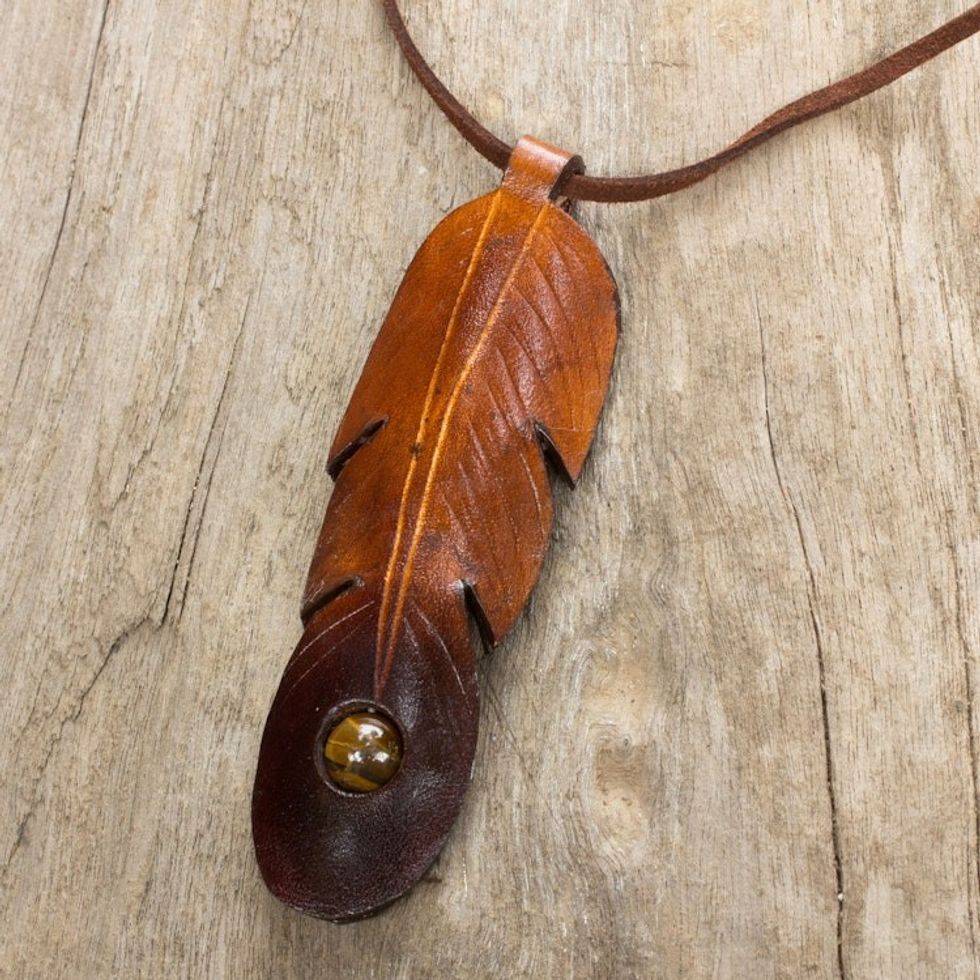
left=381, top=0, right=980, bottom=203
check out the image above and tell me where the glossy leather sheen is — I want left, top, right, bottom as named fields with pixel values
left=252, top=137, right=620, bottom=921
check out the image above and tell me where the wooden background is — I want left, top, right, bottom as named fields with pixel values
left=2, top=0, right=978, bottom=976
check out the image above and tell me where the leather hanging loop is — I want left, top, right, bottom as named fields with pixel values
left=502, top=136, right=585, bottom=204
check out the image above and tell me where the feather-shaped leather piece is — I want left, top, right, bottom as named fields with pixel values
left=252, top=137, right=619, bottom=921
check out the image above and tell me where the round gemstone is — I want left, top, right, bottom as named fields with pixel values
left=323, top=711, right=403, bottom=792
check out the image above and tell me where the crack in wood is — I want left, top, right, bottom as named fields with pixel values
left=1, top=614, right=150, bottom=884
left=883, top=227, right=924, bottom=473
left=161, top=293, right=250, bottom=624
left=758, top=313, right=846, bottom=979
left=946, top=507, right=980, bottom=971
left=8, top=0, right=112, bottom=412
left=941, top=318, right=980, bottom=965
left=5, top=279, right=247, bottom=873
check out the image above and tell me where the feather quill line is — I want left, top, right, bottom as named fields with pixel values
left=374, top=194, right=503, bottom=681
left=375, top=202, right=550, bottom=693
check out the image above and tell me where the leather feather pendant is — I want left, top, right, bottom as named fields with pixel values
left=252, top=137, right=619, bottom=921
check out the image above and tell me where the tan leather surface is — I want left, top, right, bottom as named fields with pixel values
left=501, top=135, right=583, bottom=203
left=252, top=137, right=619, bottom=920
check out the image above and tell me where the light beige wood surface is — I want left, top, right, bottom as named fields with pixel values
left=1, top=1, right=978, bottom=976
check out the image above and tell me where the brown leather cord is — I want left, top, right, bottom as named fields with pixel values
left=381, top=0, right=980, bottom=203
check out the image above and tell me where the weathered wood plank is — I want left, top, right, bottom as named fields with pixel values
left=1, top=0, right=977, bottom=976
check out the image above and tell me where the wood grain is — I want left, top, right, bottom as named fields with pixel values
left=1, top=0, right=977, bottom=976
